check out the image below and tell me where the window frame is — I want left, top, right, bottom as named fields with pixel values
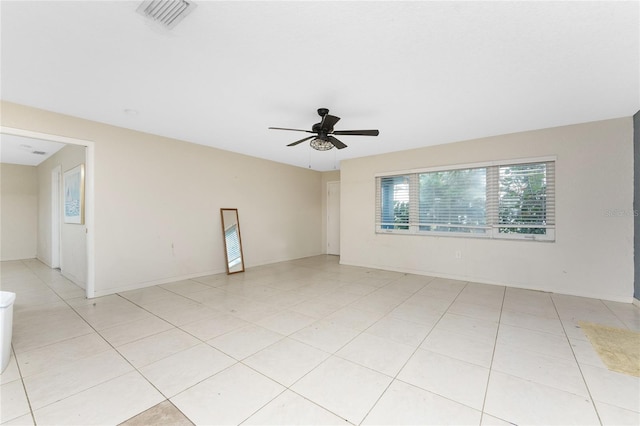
left=375, top=156, right=556, bottom=241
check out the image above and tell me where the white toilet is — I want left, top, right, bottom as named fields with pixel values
left=0, top=291, right=16, bottom=373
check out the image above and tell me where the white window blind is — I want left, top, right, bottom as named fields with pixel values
left=493, top=161, right=555, bottom=238
left=418, top=167, right=488, bottom=234
left=376, top=175, right=411, bottom=230
left=224, top=224, right=242, bottom=266
left=375, top=159, right=555, bottom=241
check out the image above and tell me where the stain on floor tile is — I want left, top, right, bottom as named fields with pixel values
left=119, top=400, right=193, bottom=426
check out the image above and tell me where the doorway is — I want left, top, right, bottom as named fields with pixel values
left=0, top=126, right=95, bottom=298
left=327, top=181, right=340, bottom=255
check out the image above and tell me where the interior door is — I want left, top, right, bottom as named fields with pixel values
left=327, top=181, right=340, bottom=255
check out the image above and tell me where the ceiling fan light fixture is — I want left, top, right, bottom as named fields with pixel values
left=310, top=137, right=334, bottom=151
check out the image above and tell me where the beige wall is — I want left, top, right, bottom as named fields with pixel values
left=0, top=163, right=38, bottom=260
left=341, top=118, right=634, bottom=302
left=1, top=101, right=323, bottom=296
left=37, top=144, right=88, bottom=287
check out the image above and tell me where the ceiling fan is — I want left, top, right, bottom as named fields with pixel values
left=269, top=108, right=379, bottom=151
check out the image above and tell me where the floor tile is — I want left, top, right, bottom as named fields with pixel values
left=337, top=332, right=415, bottom=377
left=291, top=356, right=393, bottom=425
left=117, top=328, right=200, bottom=368
left=389, top=301, right=445, bottom=325
left=580, top=364, right=640, bottom=412
left=496, top=323, right=575, bottom=360
left=484, top=371, right=600, bottom=425
left=570, top=338, right=608, bottom=369
left=289, top=297, right=345, bottom=318
left=325, top=306, right=385, bottom=331
left=4, top=256, right=640, bottom=426
left=153, top=304, right=220, bottom=327
left=139, top=343, right=236, bottom=397
left=207, top=324, right=284, bottom=360
left=397, top=348, right=489, bottom=410
left=23, top=349, right=133, bottom=409
left=349, top=290, right=407, bottom=314
left=448, top=300, right=501, bottom=322
left=12, top=308, right=94, bottom=354
left=243, top=337, right=330, bottom=387
left=500, top=309, right=565, bottom=336
left=32, top=371, right=164, bottom=426
left=362, top=379, right=482, bottom=425
left=455, top=291, right=504, bottom=310
left=435, top=313, right=499, bottom=340
left=421, top=327, right=496, bottom=368
left=256, top=309, right=318, bottom=335
left=99, top=315, right=174, bottom=347
left=595, top=401, right=640, bottom=426
left=72, top=300, right=154, bottom=330
left=502, top=296, right=559, bottom=319
left=492, top=343, right=588, bottom=396
left=179, top=313, right=249, bottom=340
left=0, top=354, right=21, bottom=385
left=480, top=413, right=514, bottom=425
left=243, top=390, right=348, bottom=425
left=290, top=319, right=360, bottom=353
left=159, top=279, right=213, bottom=296
left=0, top=379, right=31, bottom=423
left=365, top=315, right=433, bottom=347
left=170, top=363, right=285, bottom=425
left=16, top=332, right=111, bottom=377
left=2, top=413, right=35, bottom=425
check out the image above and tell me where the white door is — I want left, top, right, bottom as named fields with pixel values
left=327, top=181, right=340, bottom=255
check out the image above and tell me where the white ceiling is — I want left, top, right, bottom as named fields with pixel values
left=1, top=1, right=638, bottom=171
left=0, top=134, right=66, bottom=166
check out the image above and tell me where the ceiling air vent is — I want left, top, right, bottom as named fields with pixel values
left=137, top=0, right=196, bottom=30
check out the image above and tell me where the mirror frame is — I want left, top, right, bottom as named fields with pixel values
left=220, top=208, right=245, bottom=274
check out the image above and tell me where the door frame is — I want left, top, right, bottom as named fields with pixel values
left=1, top=126, right=96, bottom=298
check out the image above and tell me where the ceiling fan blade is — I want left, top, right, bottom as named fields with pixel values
left=320, top=114, right=341, bottom=131
left=287, top=136, right=315, bottom=147
left=269, top=127, right=314, bottom=133
left=327, top=136, right=347, bottom=149
left=332, top=129, right=379, bottom=136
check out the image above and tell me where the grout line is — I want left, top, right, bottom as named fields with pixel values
left=357, top=278, right=469, bottom=425
left=550, top=295, right=604, bottom=426
left=477, top=284, right=506, bottom=425
left=9, top=342, right=38, bottom=425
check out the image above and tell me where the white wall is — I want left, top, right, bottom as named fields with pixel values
left=1, top=101, right=323, bottom=297
left=0, top=163, right=38, bottom=260
left=37, top=144, right=88, bottom=287
left=341, top=118, right=634, bottom=302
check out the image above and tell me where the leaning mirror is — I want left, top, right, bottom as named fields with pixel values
left=220, top=208, right=245, bottom=274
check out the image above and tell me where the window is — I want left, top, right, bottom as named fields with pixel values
left=378, top=175, right=411, bottom=230
left=375, top=159, right=555, bottom=240
left=224, top=224, right=242, bottom=267
left=418, top=168, right=487, bottom=234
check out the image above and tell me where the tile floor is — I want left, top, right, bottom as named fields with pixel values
left=1, top=255, right=639, bottom=425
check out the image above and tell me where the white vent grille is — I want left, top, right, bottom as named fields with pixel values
left=137, top=0, right=196, bottom=29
